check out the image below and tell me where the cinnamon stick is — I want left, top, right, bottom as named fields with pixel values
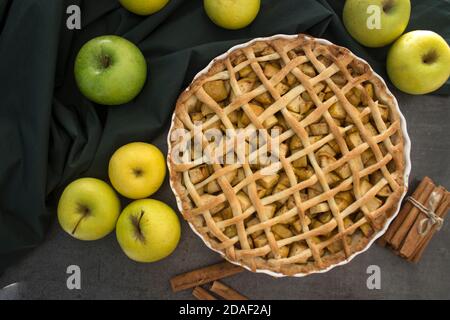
left=380, top=177, right=433, bottom=246
left=171, top=261, right=244, bottom=292
left=210, top=281, right=248, bottom=300
left=389, top=179, right=436, bottom=250
left=379, top=176, right=449, bottom=263
left=410, top=193, right=450, bottom=262
left=192, top=287, right=217, bottom=300
left=399, top=186, right=446, bottom=259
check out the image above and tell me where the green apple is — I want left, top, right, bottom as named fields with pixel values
left=108, top=142, right=166, bottom=199
left=120, top=0, right=169, bottom=15
left=204, top=0, right=260, bottom=30
left=343, top=0, right=410, bottom=47
left=116, top=199, right=181, bottom=263
left=387, top=30, right=450, bottom=95
left=57, top=178, right=121, bottom=241
left=74, top=35, right=147, bottom=105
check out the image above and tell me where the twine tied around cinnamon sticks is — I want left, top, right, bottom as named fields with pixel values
left=379, top=177, right=449, bottom=262
left=407, top=194, right=444, bottom=235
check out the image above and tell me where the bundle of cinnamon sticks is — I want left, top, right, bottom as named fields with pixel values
left=170, top=261, right=249, bottom=300
left=379, top=177, right=449, bottom=262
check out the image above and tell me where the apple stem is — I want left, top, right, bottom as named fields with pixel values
left=100, top=55, right=111, bottom=69
left=133, top=168, right=143, bottom=178
left=422, top=50, right=437, bottom=64
left=138, top=210, right=144, bottom=226
left=131, top=210, right=146, bottom=243
left=72, top=204, right=91, bottom=234
left=382, top=0, right=394, bottom=13
left=72, top=216, right=84, bottom=235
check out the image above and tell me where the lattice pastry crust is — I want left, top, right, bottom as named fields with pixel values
left=168, top=34, right=405, bottom=276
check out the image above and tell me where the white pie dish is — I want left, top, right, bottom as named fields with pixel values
left=166, top=34, right=412, bottom=278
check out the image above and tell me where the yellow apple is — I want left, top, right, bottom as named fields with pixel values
left=343, top=0, right=410, bottom=47
left=204, top=0, right=260, bottom=30
left=387, top=30, right=450, bottom=95
left=57, top=178, right=121, bottom=241
left=119, top=0, right=169, bottom=15
left=109, top=142, right=166, bottom=199
left=116, top=199, right=181, bottom=263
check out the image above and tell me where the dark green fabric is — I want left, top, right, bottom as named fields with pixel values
left=0, top=0, right=449, bottom=273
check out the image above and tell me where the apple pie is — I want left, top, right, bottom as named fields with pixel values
left=168, top=34, right=407, bottom=276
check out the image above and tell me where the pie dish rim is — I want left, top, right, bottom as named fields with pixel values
left=166, top=33, right=412, bottom=278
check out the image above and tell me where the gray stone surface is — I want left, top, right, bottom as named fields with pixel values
left=0, top=88, right=449, bottom=300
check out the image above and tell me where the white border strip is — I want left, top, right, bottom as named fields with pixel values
left=167, top=34, right=412, bottom=278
